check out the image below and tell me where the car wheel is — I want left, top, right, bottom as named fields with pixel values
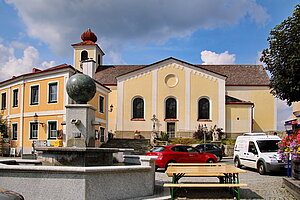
left=217, top=156, right=222, bottom=162
left=258, top=162, right=266, bottom=175
left=206, top=159, right=215, bottom=163
left=234, top=157, right=241, bottom=168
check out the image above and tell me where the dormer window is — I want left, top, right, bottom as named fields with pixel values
left=81, top=50, right=88, bottom=61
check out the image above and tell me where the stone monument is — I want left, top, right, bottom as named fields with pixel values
left=65, top=73, right=98, bottom=147
left=35, top=72, right=118, bottom=166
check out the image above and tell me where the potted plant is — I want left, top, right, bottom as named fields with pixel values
left=278, top=130, right=300, bottom=179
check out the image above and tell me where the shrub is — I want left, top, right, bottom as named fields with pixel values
left=221, top=138, right=236, bottom=145
left=160, top=131, right=169, bottom=141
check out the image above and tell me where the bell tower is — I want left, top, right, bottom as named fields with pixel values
left=72, top=29, right=105, bottom=72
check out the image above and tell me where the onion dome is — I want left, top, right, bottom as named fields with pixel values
left=81, top=29, right=97, bottom=43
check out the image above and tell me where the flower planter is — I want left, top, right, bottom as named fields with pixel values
left=292, top=159, right=300, bottom=180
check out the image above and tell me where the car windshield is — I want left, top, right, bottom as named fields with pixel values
left=150, top=146, right=166, bottom=152
left=256, top=140, right=280, bottom=152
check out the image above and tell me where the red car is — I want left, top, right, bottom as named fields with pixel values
left=146, top=144, right=218, bottom=169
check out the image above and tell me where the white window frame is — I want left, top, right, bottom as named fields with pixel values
left=12, top=88, right=19, bottom=108
left=1, top=92, right=6, bottom=110
left=131, top=96, right=145, bottom=119
left=47, top=120, right=58, bottom=139
left=197, top=96, right=212, bottom=120
left=48, top=81, right=58, bottom=104
left=100, top=127, right=105, bottom=142
left=12, top=123, right=18, bottom=140
left=164, top=96, right=178, bottom=119
left=99, top=95, right=105, bottom=114
left=29, top=121, right=38, bottom=140
left=30, top=84, right=40, bottom=105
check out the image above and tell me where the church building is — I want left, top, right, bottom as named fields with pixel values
left=73, top=29, right=276, bottom=140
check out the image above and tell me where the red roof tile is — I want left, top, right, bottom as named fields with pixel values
left=72, top=40, right=97, bottom=46
left=95, top=58, right=270, bottom=86
left=0, top=64, right=73, bottom=85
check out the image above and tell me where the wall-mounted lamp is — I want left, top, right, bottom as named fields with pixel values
left=109, top=104, right=114, bottom=112
left=34, top=113, right=45, bottom=126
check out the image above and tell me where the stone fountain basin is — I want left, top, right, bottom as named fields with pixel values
left=0, top=156, right=157, bottom=200
left=35, top=147, right=119, bottom=166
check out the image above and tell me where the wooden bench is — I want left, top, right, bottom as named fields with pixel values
left=164, top=183, right=247, bottom=200
left=164, top=183, right=247, bottom=188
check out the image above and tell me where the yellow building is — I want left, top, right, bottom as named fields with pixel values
left=0, top=30, right=110, bottom=156
left=1, top=29, right=276, bottom=156
left=94, top=60, right=276, bottom=139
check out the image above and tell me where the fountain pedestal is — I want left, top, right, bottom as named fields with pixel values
left=65, top=104, right=97, bottom=147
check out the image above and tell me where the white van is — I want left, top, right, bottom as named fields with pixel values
left=233, top=133, right=286, bottom=175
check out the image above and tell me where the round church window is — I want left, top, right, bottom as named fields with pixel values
left=165, top=74, right=178, bottom=88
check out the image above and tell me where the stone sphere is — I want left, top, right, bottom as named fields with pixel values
left=66, top=73, right=96, bottom=104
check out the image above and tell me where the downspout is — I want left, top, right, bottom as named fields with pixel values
left=20, top=78, right=25, bottom=157
left=251, top=104, right=255, bottom=132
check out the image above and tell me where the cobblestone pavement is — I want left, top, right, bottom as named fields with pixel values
left=152, top=158, right=296, bottom=200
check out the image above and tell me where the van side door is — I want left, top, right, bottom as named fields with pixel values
left=244, top=141, right=259, bottom=168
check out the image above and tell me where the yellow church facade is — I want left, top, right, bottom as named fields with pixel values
left=95, top=59, right=276, bottom=139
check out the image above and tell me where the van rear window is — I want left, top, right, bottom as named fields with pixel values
left=256, top=140, right=280, bottom=152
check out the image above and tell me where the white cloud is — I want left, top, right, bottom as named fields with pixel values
left=201, top=50, right=236, bottom=65
left=5, top=0, right=269, bottom=63
left=256, top=51, right=266, bottom=66
left=0, top=43, right=55, bottom=81
left=276, top=99, right=293, bottom=130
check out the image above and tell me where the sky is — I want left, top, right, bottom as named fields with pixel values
left=0, top=0, right=298, bottom=130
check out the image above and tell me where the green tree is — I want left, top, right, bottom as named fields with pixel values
left=260, top=4, right=300, bottom=105
left=0, top=115, right=8, bottom=138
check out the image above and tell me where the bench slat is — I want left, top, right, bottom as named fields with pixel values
left=163, top=183, right=248, bottom=188
left=166, top=173, right=225, bottom=177
left=168, top=163, right=226, bottom=166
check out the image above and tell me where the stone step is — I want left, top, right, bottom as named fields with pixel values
left=101, top=139, right=151, bottom=155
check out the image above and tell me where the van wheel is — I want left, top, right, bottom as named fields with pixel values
left=234, top=158, right=241, bottom=168
left=258, top=162, right=266, bottom=175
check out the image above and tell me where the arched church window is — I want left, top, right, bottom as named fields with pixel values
left=81, top=50, right=88, bottom=61
left=165, top=98, right=177, bottom=119
left=132, top=98, right=144, bottom=119
left=198, top=98, right=210, bottom=119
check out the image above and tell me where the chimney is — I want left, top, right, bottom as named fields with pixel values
left=81, top=59, right=96, bottom=79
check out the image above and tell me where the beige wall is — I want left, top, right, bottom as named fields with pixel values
left=226, top=104, right=252, bottom=135
left=108, top=87, right=117, bottom=133
left=114, top=62, right=224, bottom=137
left=122, top=72, right=153, bottom=131
left=157, top=64, right=186, bottom=132
left=226, top=86, right=276, bottom=132
left=190, top=72, right=220, bottom=131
